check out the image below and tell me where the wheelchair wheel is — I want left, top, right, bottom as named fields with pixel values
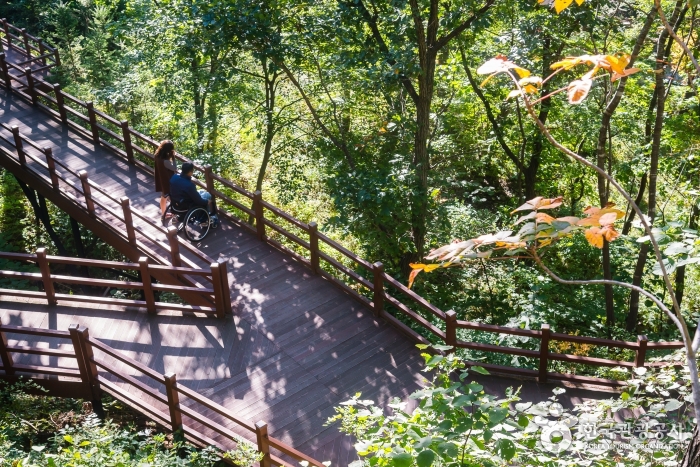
left=184, top=206, right=211, bottom=242
left=163, top=205, right=186, bottom=232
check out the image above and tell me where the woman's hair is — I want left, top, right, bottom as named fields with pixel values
left=154, top=140, right=174, bottom=159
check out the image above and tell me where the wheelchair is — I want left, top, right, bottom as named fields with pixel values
left=163, top=197, right=214, bottom=242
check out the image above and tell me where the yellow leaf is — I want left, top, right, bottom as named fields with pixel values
left=567, top=78, right=592, bottom=104
left=584, top=227, right=604, bottom=248
left=408, top=267, right=421, bottom=289
left=536, top=212, right=555, bottom=223
left=513, top=67, right=531, bottom=78
left=602, top=225, right=620, bottom=242
left=512, top=196, right=563, bottom=213
left=519, top=76, right=543, bottom=87
left=554, top=0, right=574, bottom=13
left=604, top=54, right=630, bottom=74
left=523, top=84, right=538, bottom=94
left=538, top=238, right=553, bottom=247
left=611, top=67, right=640, bottom=82
left=598, top=212, right=619, bottom=225
left=574, top=0, right=585, bottom=4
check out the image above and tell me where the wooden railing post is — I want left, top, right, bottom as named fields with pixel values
left=69, top=324, right=92, bottom=400
left=0, top=317, right=15, bottom=375
left=445, top=310, right=457, bottom=351
left=79, top=170, right=95, bottom=215
left=72, top=325, right=104, bottom=417
left=204, top=165, right=214, bottom=192
left=53, top=47, right=61, bottom=67
left=38, top=40, right=47, bottom=66
left=372, top=262, right=384, bottom=317
left=24, top=67, right=37, bottom=105
left=11, top=126, right=25, bottom=166
left=210, top=262, right=226, bottom=320
left=45, top=147, right=59, bottom=190
left=20, top=28, right=30, bottom=56
left=0, top=53, right=10, bottom=88
left=164, top=373, right=183, bottom=432
left=120, top=121, right=134, bottom=164
left=85, top=101, right=100, bottom=143
left=308, top=222, right=320, bottom=274
left=255, top=421, right=272, bottom=467
left=538, top=324, right=550, bottom=383
left=139, top=257, right=156, bottom=314
left=635, top=335, right=648, bottom=368
left=217, top=259, right=233, bottom=315
left=1, top=19, right=9, bottom=46
left=53, top=84, right=67, bottom=124
left=120, top=197, right=137, bottom=246
left=36, top=247, right=56, bottom=305
left=166, top=226, right=182, bottom=267
left=253, top=191, right=266, bottom=241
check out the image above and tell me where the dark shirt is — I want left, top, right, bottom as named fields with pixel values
left=169, top=173, right=208, bottom=208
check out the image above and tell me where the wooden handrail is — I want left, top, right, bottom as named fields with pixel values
left=0, top=249, right=228, bottom=317
left=0, top=24, right=686, bottom=383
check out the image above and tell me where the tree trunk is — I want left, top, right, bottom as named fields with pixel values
left=675, top=204, right=699, bottom=307
left=622, top=172, right=647, bottom=235
left=681, top=424, right=700, bottom=467
left=191, top=56, right=206, bottom=156
left=627, top=3, right=684, bottom=330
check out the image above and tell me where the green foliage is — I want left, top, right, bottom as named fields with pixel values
left=329, top=347, right=693, bottom=467
left=0, top=379, right=255, bottom=466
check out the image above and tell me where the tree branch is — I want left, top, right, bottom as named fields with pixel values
left=434, top=0, right=496, bottom=51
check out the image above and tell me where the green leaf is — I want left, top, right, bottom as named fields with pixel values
left=64, top=435, right=74, bottom=444
left=432, top=344, right=453, bottom=352
left=515, top=402, right=532, bottom=412
left=517, top=415, right=529, bottom=428
left=467, top=383, right=483, bottom=393
left=427, top=355, right=444, bottom=366
left=437, top=442, right=459, bottom=458
left=453, top=394, right=474, bottom=407
left=621, top=392, right=630, bottom=401
left=664, top=399, right=683, bottom=411
left=488, top=407, right=508, bottom=425
left=484, top=429, right=493, bottom=442
left=470, top=366, right=489, bottom=375
left=416, top=449, right=436, bottom=467
left=495, top=438, right=516, bottom=460
left=415, top=436, right=433, bottom=449
left=391, top=452, right=413, bottom=467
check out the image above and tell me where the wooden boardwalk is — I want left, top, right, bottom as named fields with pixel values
left=0, top=53, right=428, bottom=464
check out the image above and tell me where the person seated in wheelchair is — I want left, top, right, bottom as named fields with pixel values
left=169, top=162, right=219, bottom=228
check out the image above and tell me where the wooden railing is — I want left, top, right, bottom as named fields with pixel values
left=0, top=250, right=232, bottom=318
left=0, top=22, right=685, bottom=386
left=0, top=318, right=323, bottom=467
left=0, top=120, right=216, bottom=275
left=0, top=19, right=59, bottom=74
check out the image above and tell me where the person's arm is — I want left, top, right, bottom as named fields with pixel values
left=163, top=159, right=177, bottom=173
left=186, top=181, right=208, bottom=207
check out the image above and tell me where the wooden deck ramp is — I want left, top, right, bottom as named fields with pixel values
left=0, top=41, right=429, bottom=465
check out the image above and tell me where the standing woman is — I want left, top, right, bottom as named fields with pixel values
left=154, top=140, right=177, bottom=220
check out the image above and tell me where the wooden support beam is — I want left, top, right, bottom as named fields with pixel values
left=36, top=247, right=56, bottom=305
left=120, top=197, right=136, bottom=246
left=0, top=53, right=11, bottom=88
left=210, top=262, right=226, bottom=320
left=538, top=324, right=550, bottom=383
left=45, top=147, right=58, bottom=190
left=445, top=310, right=457, bottom=351
left=0, top=316, right=15, bottom=375
left=139, top=257, right=156, bottom=314
left=85, top=101, right=100, bottom=143
left=11, top=125, right=25, bottom=166
left=372, top=262, right=384, bottom=317
left=24, top=67, right=36, bottom=105
left=54, top=84, right=67, bottom=124
left=253, top=191, right=265, bottom=241
left=308, top=222, right=320, bottom=274
left=635, top=335, right=648, bottom=368
left=166, top=226, right=181, bottom=267
left=121, top=121, right=134, bottom=164
left=79, top=170, right=95, bottom=215
left=164, top=372, right=182, bottom=431
left=255, top=421, right=272, bottom=467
